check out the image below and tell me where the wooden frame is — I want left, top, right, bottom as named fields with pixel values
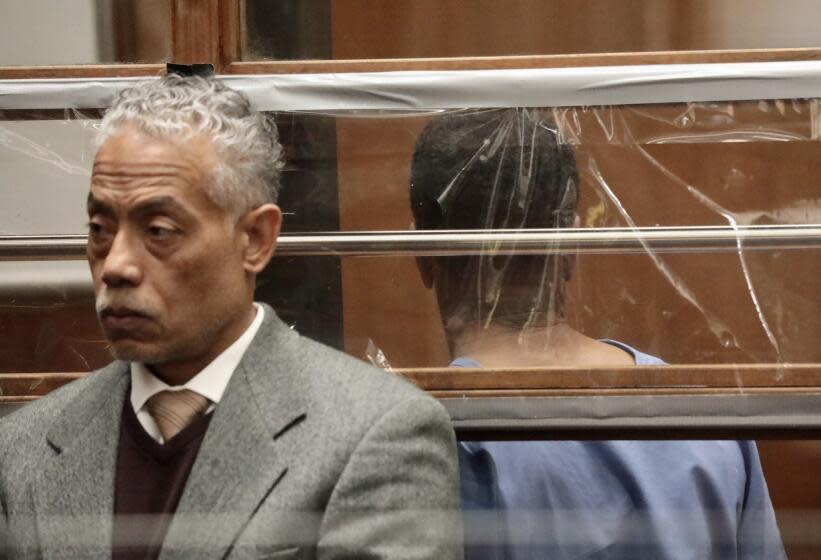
left=223, top=48, right=821, bottom=74
left=401, top=364, right=821, bottom=398
left=3, top=365, right=821, bottom=402
left=3, top=48, right=821, bottom=80
left=0, top=0, right=820, bottom=78
left=0, top=373, right=85, bottom=403
left=172, top=0, right=221, bottom=65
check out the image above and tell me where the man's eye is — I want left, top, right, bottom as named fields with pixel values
left=147, top=225, right=178, bottom=239
left=87, top=221, right=109, bottom=237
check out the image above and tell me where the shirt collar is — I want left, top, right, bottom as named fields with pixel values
left=130, top=303, right=265, bottom=413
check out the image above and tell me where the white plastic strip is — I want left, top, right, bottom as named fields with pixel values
left=3, top=60, right=821, bottom=111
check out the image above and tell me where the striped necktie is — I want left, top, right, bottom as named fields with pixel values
left=145, top=389, right=210, bottom=442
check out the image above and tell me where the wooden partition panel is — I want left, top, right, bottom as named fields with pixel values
left=0, top=302, right=108, bottom=374
left=327, top=0, right=693, bottom=60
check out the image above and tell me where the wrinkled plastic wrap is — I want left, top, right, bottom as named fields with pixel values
left=2, top=70, right=821, bottom=558
left=333, top=101, right=821, bottom=370
left=1, top=99, right=821, bottom=373
left=0, top=65, right=820, bottom=374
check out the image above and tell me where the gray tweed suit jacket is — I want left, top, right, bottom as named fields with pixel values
left=0, top=305, right=462, bottom=559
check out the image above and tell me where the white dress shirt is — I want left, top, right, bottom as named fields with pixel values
left=130, top=303, right=265, bottom=443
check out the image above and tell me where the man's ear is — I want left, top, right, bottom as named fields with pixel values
left=415, top=256, right=435, bottom=289
left=238, top=203, right=282, bottom=274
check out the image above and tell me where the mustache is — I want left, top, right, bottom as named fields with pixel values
left=95, top=293, right=156, bottom=319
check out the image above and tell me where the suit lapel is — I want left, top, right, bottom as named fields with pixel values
left=159, top=307, right=308, bottom=560
left=34, top=362, right=129, bottom=560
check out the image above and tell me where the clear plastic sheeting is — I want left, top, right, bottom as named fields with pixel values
left=1, top=100, right=821, bottom=371
left=330, top=102, right=821, bottom=368
left=1, top=77, right=821, bottom=560
left=0, top=117, right=98, bottom=235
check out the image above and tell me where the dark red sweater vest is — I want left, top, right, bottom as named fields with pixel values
left=112, top=397, right=213, bottom=560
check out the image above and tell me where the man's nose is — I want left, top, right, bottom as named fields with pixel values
left=101, top=231, right=143, bottom=288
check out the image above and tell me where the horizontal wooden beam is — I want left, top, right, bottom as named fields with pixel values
left=2, top=48, right=819, bottom=80
left=0, top=64, right=165, bottom=79
left=399, top=363, right=821, bottom=392
left=2, top=364, right=821, bottom=401
left=0, top=373, right=85, bottom=400
left=226, top=47, right=821, bottom=74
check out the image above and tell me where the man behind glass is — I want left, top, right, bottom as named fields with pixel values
left=410, top=108, right=785, bottom=559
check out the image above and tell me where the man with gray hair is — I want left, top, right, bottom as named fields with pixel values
left=0, top=75, right=461, bottom=559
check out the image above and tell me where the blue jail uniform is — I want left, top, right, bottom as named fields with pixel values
left=455, top=341, right=785, bottom=560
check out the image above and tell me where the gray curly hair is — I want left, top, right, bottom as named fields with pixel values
left=98, top=74, right=284, bottom=212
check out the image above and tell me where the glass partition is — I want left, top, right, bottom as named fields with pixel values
left=0, top=118, right=97, bottom=234
left=1, top=101, right=821, bottom=370
left=2, top=75, right=821, bottom=558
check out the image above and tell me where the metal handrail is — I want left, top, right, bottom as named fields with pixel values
left=2, top=224, right=821, bottom=259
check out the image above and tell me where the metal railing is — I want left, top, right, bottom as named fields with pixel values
left=2, top=224, right=821, bottom=260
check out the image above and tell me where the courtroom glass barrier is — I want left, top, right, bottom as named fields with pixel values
left=2, top=72, right=821, bottom=557
left=3, top=102, right=821, bottom=370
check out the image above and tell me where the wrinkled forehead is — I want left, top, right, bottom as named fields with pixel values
left=90, top=125, right=223, bottom=211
